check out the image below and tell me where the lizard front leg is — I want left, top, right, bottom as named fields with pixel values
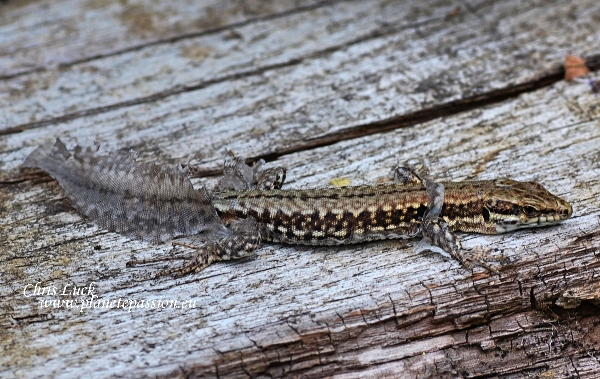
left=399, top=164, right=499, bottom=272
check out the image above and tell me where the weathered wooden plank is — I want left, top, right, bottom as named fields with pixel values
left=3, top=78, right=599, bottom=377
left=1, top=0, right=468, bottom=130
left=2, top=0, right=599, bottom=158
left=6, top=0, right=444, bottom=129
left=0, top=0, right=324, bottom=78
left=2, top=0, right=600, bottom=377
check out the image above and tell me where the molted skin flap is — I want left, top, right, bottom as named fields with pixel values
left=23, top=139, right=227, bottom=243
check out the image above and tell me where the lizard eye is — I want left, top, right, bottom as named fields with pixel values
left=523, top=206, right=537, bottom=217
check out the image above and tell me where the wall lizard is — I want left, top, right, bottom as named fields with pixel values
left=22, top=139, right=573, bottom=277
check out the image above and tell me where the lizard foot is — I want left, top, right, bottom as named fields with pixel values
left=141, top=218, right=262, bottom=278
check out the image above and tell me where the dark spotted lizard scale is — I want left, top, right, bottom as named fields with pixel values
left=214, top=183, right=475, bottom=245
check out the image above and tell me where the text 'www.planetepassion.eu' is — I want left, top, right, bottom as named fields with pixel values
left=22, top=282, right=197, bottom=313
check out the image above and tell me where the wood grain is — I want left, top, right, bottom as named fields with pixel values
left=1, top=0, right=599, bottom=378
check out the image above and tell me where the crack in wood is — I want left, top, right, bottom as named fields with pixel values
left=0, top=4, right=446, bottom=137
left=190, top=53, right=600, bottom=177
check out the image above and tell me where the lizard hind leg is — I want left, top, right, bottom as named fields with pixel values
left=216, top=155, right=256, bottom=191
left=138, top=217, right=262, bottom=278
left=217, top=154, right=287, bottom=191
left=255, top=166, right=286, bottom=190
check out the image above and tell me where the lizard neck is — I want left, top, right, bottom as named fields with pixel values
left=440, top=182, right=495, bottom=233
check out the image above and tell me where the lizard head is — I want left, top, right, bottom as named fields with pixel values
left=483, top=179, right=572, bottom=233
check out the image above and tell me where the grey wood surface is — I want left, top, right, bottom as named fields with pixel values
left=1, top=0, right=599, bottom=378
